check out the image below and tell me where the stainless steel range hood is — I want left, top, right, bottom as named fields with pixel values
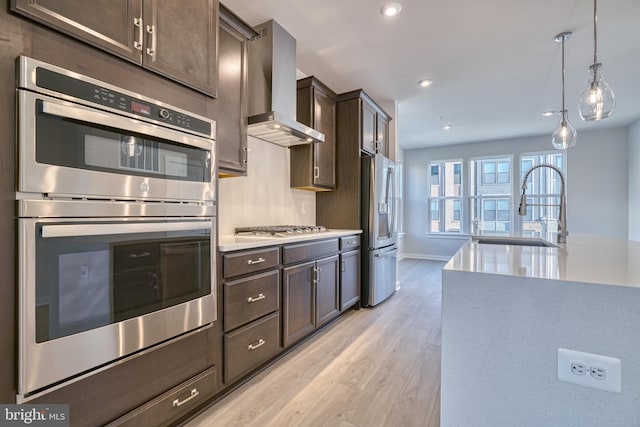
left=247, top=20, right=324, bottom=147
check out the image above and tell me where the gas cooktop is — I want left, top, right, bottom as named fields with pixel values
left=234, top=225, right=328, bottom=237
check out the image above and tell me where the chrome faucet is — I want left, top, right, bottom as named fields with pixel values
left=518, top=164, right=568, bottom=244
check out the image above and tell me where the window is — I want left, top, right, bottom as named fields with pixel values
left=427, top=151, right=564, bottom=236
left=519, top=152, right=564, bottom=237
left=470, top=156, right=512, bottom=235
left=428, top=160, right=462, bottom=233
left=481, top=161, right=510, bottom=185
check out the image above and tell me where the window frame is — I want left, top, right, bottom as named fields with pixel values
left=427, top=158, right=464, bottom=235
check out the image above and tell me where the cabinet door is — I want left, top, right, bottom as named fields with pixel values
left=142, top=0, right=218, bottom=97
left=217, top=20, right=248, bottom=175
left=361, top=99, right=377, bottom=155
left=340, top=250, right=360, bottom=311
left=313, top=88, right=336, bottom=188
left=282, top=261, right=316, bottom=347
left=376, top=114, right=390, bottom=157
left=11, top=0, right=143, bottom=63
left=315, top=255, right=340, bottom=327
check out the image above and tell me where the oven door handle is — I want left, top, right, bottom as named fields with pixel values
left=39, top=99, right=213, bottom=151
left=41, top=221, right=211, bottom=238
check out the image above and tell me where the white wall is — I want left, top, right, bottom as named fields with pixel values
left=629, top=120, right=640, bottom=241
left=218, top=136, right=316, bottom=236
left=403, top=127, right=629, bottom=259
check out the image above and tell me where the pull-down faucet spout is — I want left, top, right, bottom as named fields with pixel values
left=518, top=164, right=568, bottom=244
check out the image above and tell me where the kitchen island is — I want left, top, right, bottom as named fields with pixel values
left=441, top=235, right=640, bottom=427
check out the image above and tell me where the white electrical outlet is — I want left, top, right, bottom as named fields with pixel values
left=557, top=348, right=621, bottom=393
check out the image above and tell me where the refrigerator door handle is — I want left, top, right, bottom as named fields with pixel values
left=385, top=166, right=394, bottom=238
left=390, top=167, right=396, bottom=238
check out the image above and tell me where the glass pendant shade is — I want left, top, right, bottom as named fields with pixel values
left=578, top=63, right=615, bottom=121
left=552, top=116, right=577, bottom=150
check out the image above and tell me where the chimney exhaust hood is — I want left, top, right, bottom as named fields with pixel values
left=247, top=20, right=325, bottom=147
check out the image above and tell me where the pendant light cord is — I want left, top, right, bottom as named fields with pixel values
left=561, top=36, right=566, bottom=121
left=593, top=0, right=598, bottom=64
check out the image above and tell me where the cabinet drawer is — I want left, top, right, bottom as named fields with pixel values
left=107, top=366, right=217, bottom=427
left=224, top=312, right=280, bottom=384
left=283, top=239, right=339, bottom=265
left=224, top=270, right=280, bottom=332
left=223, top=247, right=280, bottom=278
left=340, top=235, right=361, bottom=251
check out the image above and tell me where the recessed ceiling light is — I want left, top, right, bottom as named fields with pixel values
left=442, top=124, right=452, bottom=130
left=418, top=79, right=433, bottom=87
left=541, top=110, right=556, bottom=117
left=380, top=2, right=402, bottom=17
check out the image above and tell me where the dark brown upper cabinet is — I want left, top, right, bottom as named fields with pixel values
left=337, top=90, right=391, bottom=157
left=11, top=0, right=219, bottom=97
left=290, top=76, right=337, bottom=191
left=217, top=4, right=257, bottom=177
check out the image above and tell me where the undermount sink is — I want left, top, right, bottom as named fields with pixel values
left=472, top=236, right=558, bottom=248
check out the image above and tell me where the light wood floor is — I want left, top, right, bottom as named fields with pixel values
left=186, top=259, right=445, bottom=427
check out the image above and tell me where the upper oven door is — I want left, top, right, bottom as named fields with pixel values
left=18, top=90, right=215, bottom=202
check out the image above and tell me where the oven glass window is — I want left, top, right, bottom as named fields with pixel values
left=35, top=100, right=211, bottom=183
left=35, top=223, right=211, bottom=343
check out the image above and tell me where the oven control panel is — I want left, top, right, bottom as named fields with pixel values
left=34, top=67, right=212, bottom=137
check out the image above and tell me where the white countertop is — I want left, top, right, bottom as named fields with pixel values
left=218, top=229, right=362, bottom=252
left=444, top=234, right=640, bottom=288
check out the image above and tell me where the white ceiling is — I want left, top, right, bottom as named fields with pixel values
left=222, top=0, right=640, bottom=149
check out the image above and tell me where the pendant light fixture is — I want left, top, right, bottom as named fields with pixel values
left=551, top=32, right=577, bottom=150
left=578, top=0, right=615, bottom=121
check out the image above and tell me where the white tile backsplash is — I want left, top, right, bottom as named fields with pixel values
left=218, top=136, right=316, bottom=236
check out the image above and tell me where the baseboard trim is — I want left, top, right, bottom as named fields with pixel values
left=400, top=253, right=452, bottom=262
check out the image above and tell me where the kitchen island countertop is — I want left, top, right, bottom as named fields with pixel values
left=218, top=229, right=362, bottom=252
left=445, top=234, right=640, bottom=289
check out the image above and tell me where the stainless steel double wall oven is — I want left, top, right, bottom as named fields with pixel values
left=16, top=57, right=217, bottom=401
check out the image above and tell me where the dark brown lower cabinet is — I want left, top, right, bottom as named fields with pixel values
left=340, top=249, right=360, bottom=311
left=283, top=255, right=340, bottom=348
left=106, top=366, right=218, bottom=427
left=30, top=329, right=215, bottom=427
left=221, top=247, right=281, bottom=384
left=224, top=312, right=280, bottom=384
left=282, top=260, right=316, bottom=347
left=316, top=255, right=340, bottom=326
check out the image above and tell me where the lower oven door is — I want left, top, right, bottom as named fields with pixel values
left=18, top=216, right=215, bottom=399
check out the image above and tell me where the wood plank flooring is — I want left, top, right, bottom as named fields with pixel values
left=185, top=259, right=445, bottom=427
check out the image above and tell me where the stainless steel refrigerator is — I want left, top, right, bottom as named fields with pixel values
left=361, top=153, right=398, bottom=307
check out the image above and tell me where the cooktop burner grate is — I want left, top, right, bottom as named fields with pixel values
left=235, top=225, right=327, bottom=237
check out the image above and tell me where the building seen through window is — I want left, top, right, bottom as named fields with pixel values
left=428, top=151, right=564, bottom=236
left=428, top=160, right=462, bottom=233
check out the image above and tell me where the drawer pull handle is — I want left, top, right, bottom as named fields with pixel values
left=172, top=388, right=199, bottom=408
left=248, top=339, right=266, bottom=351
left=247, top=293, right=266, bottom=303
left=129, top=251, right=150, bottom=259
left=347, top=240, right=358, bottom=245
left=247, top=257, right=266, bottom=265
